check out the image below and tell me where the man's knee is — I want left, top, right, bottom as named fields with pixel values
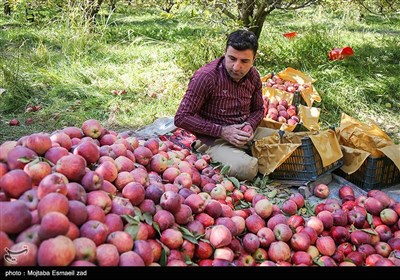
left=233, top=156, right=258, bottom=182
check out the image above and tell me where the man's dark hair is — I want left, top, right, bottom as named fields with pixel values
left=226, top=29, right=258, bottom=56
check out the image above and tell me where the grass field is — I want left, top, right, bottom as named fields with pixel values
left=1, top=4, right=399, bottom=144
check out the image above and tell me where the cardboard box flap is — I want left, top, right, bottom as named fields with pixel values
left=378, top=144, right=400, bottom=171
left=339, top=145, right=371, bottom=175
left=309, top=130, right=343, bottom=167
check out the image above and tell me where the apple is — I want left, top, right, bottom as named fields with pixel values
left=331, top=226, right=350, bottom=244
left=184, top=193, right=206, bottom=214
left=331, top=209, right=348, bottom=226
left=63, top=126, right=83, bottom=139
left=66, top=182, right=87, bottom=204
left=210, top=184, right=227, bottom=200
left=153, top=209, right=175, bottom=231
left=268, top=241, right=291, bottom=262
left=86, top=204, right=106, bottom=222
left=0, top=141, right=17, bottom=162
left=292, top=251, right=313, bottom=266
left=95, top=161, right=118, bottom=183
left=375, top=224, right=393, bottom=242
left=195, top=240, right=214, bottom=260
left=214, top=247, right=234, bottom=262
left=15, top=224, right=40, bottom=246
left=81, top=119, right=102, bottom=139
left=266, top=213, right=287, bottom=230
left=242, top=232, right=260, bottom=253
left=17, top=189, right=38, bottom=211
left=114, top=171, right=135, bottom=191
left=160, top=190, right=182, bottom=214
left=37, top=172, right=68, bottom=200
left=73, top=237, right=97, bottom=263
left=160, top=228, right=183, bottom=250
left=4, top=241, right=37, bottom=266
left=246, top=214, right=266, bottom=234
left=104, top=213, right=123, bottom=233
left=55, top=154, right=87, bottom=182
left=24, top=133, right=52, bottom=155
left=357, top=244, right=376, bottom=258
left=316, top=236, right=336, bottom=256
left=133, top=240, right=154, bottom=266
left=380, top=208, right=398, bottom=226
left=273, top=223, right=293, bottom=242
left=122, top=182, right=145, bottom=206
left=134, top=146, right=153, bottom=166
left=305, top=216, right=324, bottom=235
left=348, top=207, right=366, bottom=228
left=150, top=153, right=169, bottom=173
left=317, top=210, right=334, bottom=230
left=281, top=199, right=298, bottom=215
left=23, top=160, right=52, bottom=186
left=339, top=185, right=355, bottom=199
left=73, top=140, right=100, bottom=165
left=86, top=190, right=112, bottom=214
left=234, top=254, right=256, bottom=266
left=110, top=196, right=135, bottom=216
left=139, top=199, right=156, bottom=216
left=37, top=235, right=75, bottom=266
left=368, top=190, right=391, bottom=208
left=96, top=243, right=119, bottom=266
left=350, top=229, right=372, bottom=246
left=374, top=241, right=392, bottom=257
left=290, top=193, right=305, bottom=208
left=0, top=169, right=32, bottom=199
left=256, top=227, right=276, bottom=248
left=253, top=199, right=273, bottom=219
left=79, top=220, right=109, bottom=246
left=119, top=251, right=145, bottom=266
left=313, top=183, right=330, bottom=199
left=364, top=197, right=385, bottom=216
left=0, top=201, right=32, bottom=234
left=209, top=225, right=232, bottom=248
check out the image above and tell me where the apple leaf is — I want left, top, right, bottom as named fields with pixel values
left=125, top=224, right=139, bottom=240
left=267, top=189, right=277, bottom=198
left=160, top=249, right=167, bottom=267
left=361, top=228, right=378, bottom=235
left=142, top=212, right=153, bottom=225
left=152, top=221, right=161, bottom=235
left=220, top=164, right=231, bottom=175
left=121, top=214, right=138, bottom=225
left=366, top=213, right=374, bottom=227
left=228, top=177, right=240, bottom=189
left=17, top=156, right=34, bottom=163
left=182, top=234, right=198, bottom=244
left=133, top=208, right=143, bottom=220
left=314, top=259, right=325, bottom=266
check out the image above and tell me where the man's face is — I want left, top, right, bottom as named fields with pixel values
left=224, top=46, right=255, bottom=82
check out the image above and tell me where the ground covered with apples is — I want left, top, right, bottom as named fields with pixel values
left=0, top=119, right=399, bottom=267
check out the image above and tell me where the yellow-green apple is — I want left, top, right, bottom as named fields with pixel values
left=37, top=235, right=75, bottom=266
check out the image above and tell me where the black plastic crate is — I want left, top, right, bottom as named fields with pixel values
left=269, top=136, right=343, bottom=181
left=334, top=156, right=400, bottom=191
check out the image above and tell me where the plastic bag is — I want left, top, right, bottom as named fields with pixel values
left=329, top=46, right=354, bottom=60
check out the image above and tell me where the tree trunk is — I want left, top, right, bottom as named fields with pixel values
left=4, top=0, right=11, bottom=15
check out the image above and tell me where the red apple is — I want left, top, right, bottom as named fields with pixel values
left=37, top=235, right=75, bottom=266
left=290, top=232, right=311, bottom=251
left=338, top=185, right=355, bottom=199
left=268, top=241, right=291, bottom=262
left=316, top=236, right=336, bottom=256
left=73, top=237, right=97, bottom=263
left=96, top=243, right=119, bottom=266
left=81, top=119, right=102, bottom=139
left=79, top=220, right=109, bottom=246
left=0, top=169, right=32, bottom=199
left=313, top=183, right=330, bottom=199
left=0, top=201, right=32, bottom=234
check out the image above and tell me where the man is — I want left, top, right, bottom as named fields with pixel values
left=174, top=29, right=273, bottom=181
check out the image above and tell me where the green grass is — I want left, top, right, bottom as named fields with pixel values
left=1, top=4, right=399, bottom=144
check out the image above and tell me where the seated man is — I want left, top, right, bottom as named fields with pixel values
left=174, top=29, right=273, bottom=181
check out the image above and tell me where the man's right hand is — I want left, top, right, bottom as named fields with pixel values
left=221, top=124, right=253, bottom=147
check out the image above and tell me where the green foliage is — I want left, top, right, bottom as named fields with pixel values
left=0, top=4, right=399, bottom=144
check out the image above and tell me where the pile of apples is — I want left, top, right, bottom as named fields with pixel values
left=263, top=96, right=300, bottom=125
left=0, top=119, right=399, bottom=266
left=263, top=74, right=310, bottom=94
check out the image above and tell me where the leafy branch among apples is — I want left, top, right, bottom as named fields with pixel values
left=0, top=118, right=400, bottom=267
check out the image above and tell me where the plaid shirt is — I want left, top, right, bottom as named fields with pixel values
left=174, top=56, right=264, bottom=145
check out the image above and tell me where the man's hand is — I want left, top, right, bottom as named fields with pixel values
left=221, top=123, right=254, bottom=147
